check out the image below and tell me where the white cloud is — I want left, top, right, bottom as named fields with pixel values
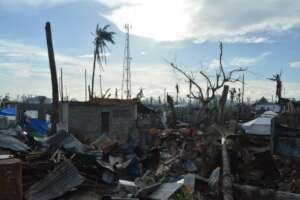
left=0, top=39, right=178, bottom=100
left=77, top=53, right=111, bottom=59
left=208, top=59, right=220, bottom=69
left=97, top=0, right=300, bottom=43
left=289, top=61, right=300, bottom=68
left=140, top=51, right=147, bottom=55
left=205, top=52, right=270, bottom=71
left=231, top=79, right=300, bottom=101
left=1, top=40, right=300, bottom=101
left=230, top=52, right=271, bottom=67
left=2, top=0, right=300, bottom=43
left=0, top=0, right=75, bottom=8
left=0, top=40, right=91, bottom=99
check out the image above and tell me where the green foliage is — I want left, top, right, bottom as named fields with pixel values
left=173, top=186, right=193, bottom=200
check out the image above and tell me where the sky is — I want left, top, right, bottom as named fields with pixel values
left=1, top=0, right=300, bottom=101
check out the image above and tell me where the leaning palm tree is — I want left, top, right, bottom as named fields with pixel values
left=90, top=24, right=115, bottom=99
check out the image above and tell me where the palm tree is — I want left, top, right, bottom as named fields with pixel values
left=90, top=24, right=115, bottom=99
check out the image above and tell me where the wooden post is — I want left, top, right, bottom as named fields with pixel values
left=85, top=69, right=87, bottom=101
left=60, top=68, right=63, bottom=102
left=91, top=49, right=97, bottom=100
left=88, top=85, right=91, bottom=101
left=45, top=22, right=59, bottom=134
left=242, top=74, right=245, bottom=104
left=218, top=85, right=229, bottom=124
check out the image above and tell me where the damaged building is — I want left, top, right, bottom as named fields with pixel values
left=60, top=99, right=138, bottom=142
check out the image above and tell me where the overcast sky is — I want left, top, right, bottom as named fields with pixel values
left=1, top=0, right=300, bottom=101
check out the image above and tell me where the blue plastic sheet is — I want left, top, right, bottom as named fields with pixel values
left=0, top=107, right=16, bottom=116
left=29, top=119, right=48, bottom=135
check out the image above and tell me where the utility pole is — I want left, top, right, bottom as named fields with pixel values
left=45, top=22, right=59, bottom=135
left=85, top=69, right=87, bottom=101
left=164, top=88, right=167, bottom=105
left=242, top=74, right=245, bottom=104
left=99, top=75, right=103, bottom=97
left=121, top=24, right=132, bottom=99
left=115, top=88, right=118, bottom=99
left=176, top=83, right=179, bottom=104
left=60, top=68, right=63, bottom=102
left=65, top=86, right=68, bottom=101
left=189, top=79, right=192, bottom=106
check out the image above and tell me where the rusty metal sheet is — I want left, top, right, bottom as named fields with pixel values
left=0, top=158, right=23, bottom=200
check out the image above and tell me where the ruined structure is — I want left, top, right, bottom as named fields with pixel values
left=60, top=99, right=138, bottom=142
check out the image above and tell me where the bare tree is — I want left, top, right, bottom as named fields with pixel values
left=136, top=88, right=144, bottom=101
left=268, top=73, right=282, bottom=100
left=167, top=94, right=177, bottom=128
left=45, top=22, right=59, bottom=134
left=170, top=42, right=246, bottom=107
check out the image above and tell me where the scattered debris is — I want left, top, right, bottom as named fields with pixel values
left=25, top=160, right=85, bottom=200
left=0, top=133, right=30, bottom=152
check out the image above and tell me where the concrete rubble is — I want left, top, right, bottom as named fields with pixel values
left=0, top=117, right=299, bottom=200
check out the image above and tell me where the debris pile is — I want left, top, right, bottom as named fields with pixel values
left=0, top=123, right=300, bottom=200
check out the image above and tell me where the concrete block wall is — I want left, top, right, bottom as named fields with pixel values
left=65, top=103, right=137, bottom=143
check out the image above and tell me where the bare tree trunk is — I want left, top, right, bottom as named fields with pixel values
left=45, top=22, right=59, bottom=134
left=222, top=137, right=234, bottom=200
left=218, top=85, right=229, bottom=124
left=90, top=50, right=97, bottom=100
left=167, top=95, right=177, bottom=128
left=196, top=175, right=300, bottom=200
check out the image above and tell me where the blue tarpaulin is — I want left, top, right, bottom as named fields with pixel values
left=0, top=107, right=16, bottom=116
left=29, top=119, right=48, bottom=135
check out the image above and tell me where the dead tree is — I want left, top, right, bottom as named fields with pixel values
left=136, top=88, right=144, bottom=101
left=170, top=42, right=246, bottom=125
left=45, top=22, right=59, bottom=134
left=167, top=94, right=177, bottom=128
left=268, top=73, right=282, bottom=100
left=170, top=42, right=245, bottom=108
left=197, top=174, right=300, bottom=200
left=218, top=85, right=229, bottom=124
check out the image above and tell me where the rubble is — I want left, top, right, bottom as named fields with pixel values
left=0, top=112, right=298, bottom=200
left=0, top=133, right=30, bottom=152
left=25, top=160, right=85, bottom=200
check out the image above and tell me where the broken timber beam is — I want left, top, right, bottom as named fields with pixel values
left=196, top=176, right=300, bottom=200
left=222, top=136, right=234, bottom=200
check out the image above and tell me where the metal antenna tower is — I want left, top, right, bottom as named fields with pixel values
left=121, top=24, right=132, bottom=99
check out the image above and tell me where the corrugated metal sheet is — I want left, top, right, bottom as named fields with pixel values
left=271, top=117, right=300, bottom=158
left=25, top=160, right=85, bottom=200
left=0, top=133, right=30, bottom=152
left=45, top=130, right=88, bottom=154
